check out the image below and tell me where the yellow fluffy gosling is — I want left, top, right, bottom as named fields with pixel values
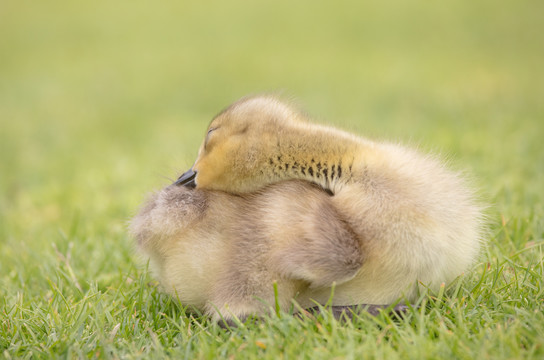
left=175, top=96, right=486, bottom=307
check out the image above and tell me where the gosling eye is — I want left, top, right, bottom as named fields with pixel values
left=204, top=127, right=219, bottom=150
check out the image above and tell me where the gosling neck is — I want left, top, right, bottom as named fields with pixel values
left=263, top=124, right=363, bottom=194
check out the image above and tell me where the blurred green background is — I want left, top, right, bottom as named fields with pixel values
left=1, top=0, right=543, bottom=287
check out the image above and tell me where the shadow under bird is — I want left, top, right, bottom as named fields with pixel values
left=133, top=95, right=485, bottom=323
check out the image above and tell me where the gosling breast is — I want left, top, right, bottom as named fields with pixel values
left=131, top=181, right=365, bottom=322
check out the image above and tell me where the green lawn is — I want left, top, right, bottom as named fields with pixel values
left=1, top=0, right=543, bottom=358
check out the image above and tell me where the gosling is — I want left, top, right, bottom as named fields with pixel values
left=131, top=181, right=370, bottom=323
left=175, top=96, right=486, bottom=306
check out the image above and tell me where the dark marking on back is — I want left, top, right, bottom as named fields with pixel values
left=347, top=163, right=354, bottom=182
left=337, top=164, right=342, bottom=179
left=331, top=165, right=336, bottom=180
left=308, top=167, right=314, bottom=177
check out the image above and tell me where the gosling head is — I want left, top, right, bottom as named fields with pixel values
left=176, top=96, right=310, bottom=193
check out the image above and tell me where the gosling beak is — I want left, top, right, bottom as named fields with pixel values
left=174, top=168, right=197, bottom=188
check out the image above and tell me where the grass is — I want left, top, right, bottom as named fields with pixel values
left=1, top=0, right=543, bottom=358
